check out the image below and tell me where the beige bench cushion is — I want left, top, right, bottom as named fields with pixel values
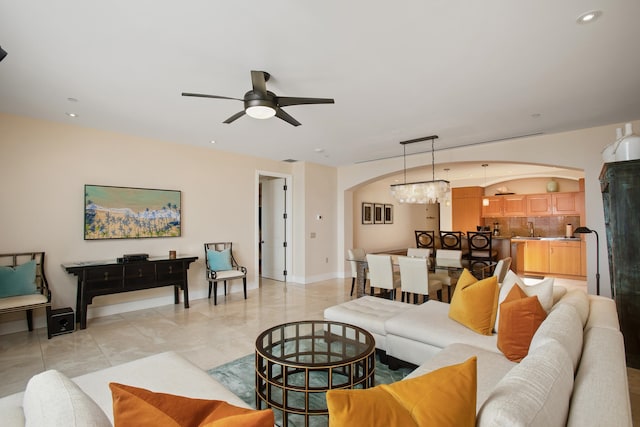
left=0, top=294, right=48, bottom=311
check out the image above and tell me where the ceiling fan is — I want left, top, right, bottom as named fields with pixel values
left=182, top=70, right=335, bottom=127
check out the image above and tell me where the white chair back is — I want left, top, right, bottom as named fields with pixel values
left=407, top=248, right=431, bottom=258
left=366, top=254, right=399, bottom=291
left=492, top=257, right=512, bottom=284
left=398, top=256, right=443, bottom=301
left=435, top=249, right=463, bottom=267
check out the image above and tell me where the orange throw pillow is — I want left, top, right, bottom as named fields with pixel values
left=326, top=357, right=477, bottom=427
left=448, top=269, right=499, bottom=335
left=109, top=383, right=274, bottom=427
left=497, top=284, right=548, bottom=362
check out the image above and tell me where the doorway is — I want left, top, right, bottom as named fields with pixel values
left=257, top=172, right=292, bottom=282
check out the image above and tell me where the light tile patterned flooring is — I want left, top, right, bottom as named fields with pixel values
left=0, top=277, right=638, bottom=424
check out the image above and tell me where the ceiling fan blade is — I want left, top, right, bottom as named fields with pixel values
left=277, top=96, right=335, bottom=107
left=275, top=108, right=301, bottom=127
left=223, top=110, right=246, bottom=124
left=182, top=92, right=242, bottom=101
left=250, top=71, right=268, bottom=97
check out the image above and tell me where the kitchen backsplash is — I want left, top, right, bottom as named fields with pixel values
left=483, top=215, right=581, bottom=237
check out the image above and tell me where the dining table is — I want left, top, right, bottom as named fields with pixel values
left=346, top=252, right=495, bottom=298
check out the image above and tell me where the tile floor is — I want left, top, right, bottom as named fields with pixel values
left=0, top=276, right=638, bottom=424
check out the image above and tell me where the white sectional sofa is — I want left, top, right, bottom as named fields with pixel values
left=324, top=287, right=632, bottom=426
left=0, top=351, right=249, bottom=427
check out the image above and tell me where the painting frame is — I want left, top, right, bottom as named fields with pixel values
left=384, top=204, right=394, bottom=224
left=84, top=184, right=181, bottom=240
left=374, top=203, right=384, bottom=224
left=362, top=202, right=373, bottom=224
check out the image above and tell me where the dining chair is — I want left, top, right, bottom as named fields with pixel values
left=398, top=256, right=443, bottom=304
left=366, top=254, right=401, bottom=300
left=415, top=230, right=435, bottom=250
left=433, top=249, right=463, bottom=301
left=348, top=248, right=369, bottom=296
left=439, top=231, right=464, bottom=250
left=492, top=257, right=512, bottom=284
left=466, top=231, right=498, bottom=274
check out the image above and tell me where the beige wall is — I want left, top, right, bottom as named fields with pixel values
left=0, top=113, right=336, bottom=334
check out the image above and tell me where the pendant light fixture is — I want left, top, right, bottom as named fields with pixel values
left=482, top=164, right=490, bottom=206
left=390, top=135, right=450, bottom=204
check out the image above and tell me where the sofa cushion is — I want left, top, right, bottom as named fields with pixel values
left=385, top=300, right=498, bottom=354
left=495, top=271, right=554, bottom=331
left=529, top=303, right=583, bottom=371
left=568, top=327, right=632, bottom=427
left=324, top=296, right=411, bottom=350
left=406, top=343, right=516, bottom=411
left=477, top=340, right=574, bottom=427
left=23, top=369, right=110, bottom=427
left=448, top=270, right=499, bottom=335
left=110, top=382, right=274, bottom=427
left=497, top=285, right=547, bottom=362
left=327, top=357, right=477, bottom=427
left=553, top=289, right=590, bottom=327
left=72, top=351, right=250, bottom=424
left=552, top=285, right=568, bottom=305
left=585, top=295, right=620, bottom=331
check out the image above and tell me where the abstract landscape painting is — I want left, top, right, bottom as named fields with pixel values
left=84, top=185, right=181, bottom=240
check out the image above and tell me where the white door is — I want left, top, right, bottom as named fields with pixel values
left=261, top=178, right=287, bottom=281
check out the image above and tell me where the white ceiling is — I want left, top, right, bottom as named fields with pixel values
left=1, top=1, right=639, bottom=170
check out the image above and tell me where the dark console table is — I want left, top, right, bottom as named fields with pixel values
left=62, top=256, right=198, bottom=329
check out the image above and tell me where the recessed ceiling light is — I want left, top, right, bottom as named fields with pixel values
left=210, top=140, right=216, bottom=144
left=577, top=10, right=602, bottom=24
left=314, top=148, right=324, bottom=153
left=65, top=112, right=78, bottom=118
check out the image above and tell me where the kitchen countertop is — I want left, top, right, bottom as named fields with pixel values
left=509, top=236, right=581, bottom=241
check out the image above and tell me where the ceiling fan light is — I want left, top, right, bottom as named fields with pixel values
left=246, top=105, right=276, bottom=119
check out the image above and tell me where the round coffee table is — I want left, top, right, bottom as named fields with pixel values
left=255, top=320, right=375, bottom=427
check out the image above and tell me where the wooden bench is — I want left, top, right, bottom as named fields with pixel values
left=0, top=252, right=51, bottom=334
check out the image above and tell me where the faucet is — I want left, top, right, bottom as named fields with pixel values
left=528, top=222, right=534, bottom=237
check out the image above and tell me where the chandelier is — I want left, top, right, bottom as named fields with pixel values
left=390, top=135, right=450, bottom=204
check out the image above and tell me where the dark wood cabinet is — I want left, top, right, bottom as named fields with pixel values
left=63, top=256, right=198, bottom=329
left=601, top=159, right=640, bottom=368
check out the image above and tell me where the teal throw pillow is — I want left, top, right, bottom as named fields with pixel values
left=0, top=260, right=38, bottom=298
left=207, top=249, right=232, bottom=271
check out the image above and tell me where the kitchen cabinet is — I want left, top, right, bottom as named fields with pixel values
left=526, top=194, right=552, bottom=216
left=452, top=187, right=482, bottom=232
left=481, top=196, right=503, bottom=217
left=549, top=241, right=581, bottom=275
left=552, top=192, right=582, bottom=215
left=503, top=194, right=527, bottom=216
left=523, top=240, right=549, bottom=273
left=481, top=194, right=527, bottom=217
left=520, top=238, right=583, bottom=277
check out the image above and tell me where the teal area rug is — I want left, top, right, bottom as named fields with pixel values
left=208, top=353, right=412, bottom=426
